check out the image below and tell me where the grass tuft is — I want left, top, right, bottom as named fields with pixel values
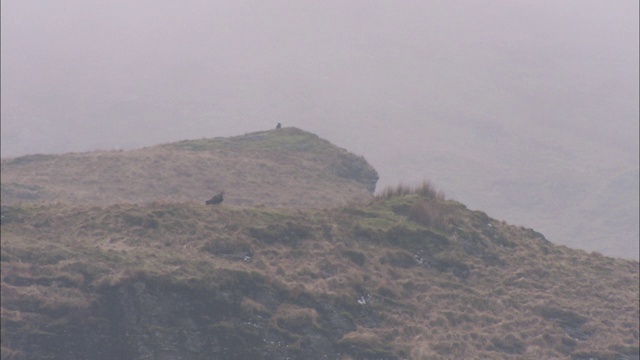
left=377, top=181, right=445, bottom=201
left=376, top=181, right=454, bottom=232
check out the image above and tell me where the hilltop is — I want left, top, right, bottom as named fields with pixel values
left=1, top=130, right=638, bottom=359
left=0, top=127, right=378, bottom=208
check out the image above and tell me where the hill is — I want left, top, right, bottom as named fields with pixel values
left=1, top=130, right=638, bottom=359
left=0, top=127, right=378, bottom=208
left=2, top=185, right=638, bottom=359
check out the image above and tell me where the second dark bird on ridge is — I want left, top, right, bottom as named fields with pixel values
left=206, top=191, right=224, bottom=205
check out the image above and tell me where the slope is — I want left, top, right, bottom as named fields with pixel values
left=0, top=127, right=378, bottom=208
left=1, top=185, right=638, bottom=359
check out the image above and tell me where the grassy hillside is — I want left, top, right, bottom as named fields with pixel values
left=364, top=119, right=639, bottom=260
left=0, top=127, right=378, bottom=208
left=2, top=184, right=638, bottom=359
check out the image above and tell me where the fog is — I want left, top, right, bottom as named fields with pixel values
left=2, top=1, right=638, bottom=258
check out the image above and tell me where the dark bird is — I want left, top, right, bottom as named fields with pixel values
left=206, top=191, right=224, bottom=205
left=276, top=123, right=281, bottom=129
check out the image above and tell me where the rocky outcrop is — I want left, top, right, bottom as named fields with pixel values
left=6, top=273, right=400, bottom=360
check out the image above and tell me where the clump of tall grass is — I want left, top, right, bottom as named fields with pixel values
left=377, top=181, right=445, bottom=201
left=378, top=181, right=453, bottom=231
left=409, top=198, right=453, bottom=231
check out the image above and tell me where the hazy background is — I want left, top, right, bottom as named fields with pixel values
left=2, top=0, right=638, bottom=259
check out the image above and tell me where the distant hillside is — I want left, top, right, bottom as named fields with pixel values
left=1, top=185, right=638, bottom=359
left=0, top=127, right=378, bottom=208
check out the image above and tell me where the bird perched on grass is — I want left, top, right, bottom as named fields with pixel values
left=276, top=123, right=281, bottom=129
left=206, top=191, right=224, bottom=205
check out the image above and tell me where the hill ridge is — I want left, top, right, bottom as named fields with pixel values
left=1, top=127, right=379, bottom=208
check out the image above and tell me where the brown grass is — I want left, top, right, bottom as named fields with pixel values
left=376, top=181, right=456, bottom=232
left=0, top=127, right=376, bottom=209
left=377, top=181, right=445, bottom=201
left=1, top=197, right=638, bottom=359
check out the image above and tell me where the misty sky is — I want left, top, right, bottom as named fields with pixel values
left=1, top=1, right=638, bottom=257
